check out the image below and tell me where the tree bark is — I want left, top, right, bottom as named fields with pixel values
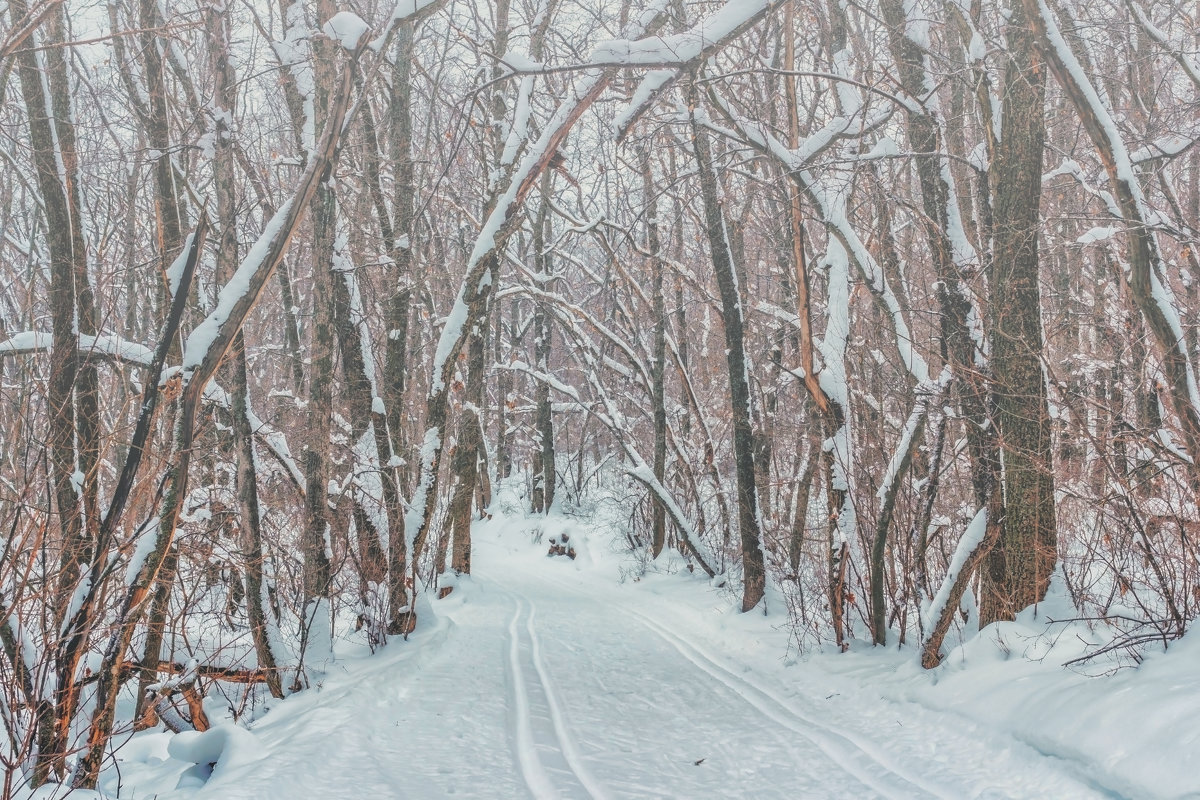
left=204, top=1, right=283, bottom=697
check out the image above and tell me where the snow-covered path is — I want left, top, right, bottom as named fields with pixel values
left=127, top=530, right=1139, bottom=800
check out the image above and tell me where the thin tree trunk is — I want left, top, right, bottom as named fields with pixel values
left=781, top=4, right=851, bottom=643
left=688, top=88, right=766, bottom=613
left=204, top=1, right=283, bottom=698
left=642, top=145, right=669, bottom=558
left=132, top=0, right=193, bottom=719
left=531, top=174, right=556, bottom=514
left=383, top=19, right=417, bottom=635
left=496, top=302, right=515, bottom=480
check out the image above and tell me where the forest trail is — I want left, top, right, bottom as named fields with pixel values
left=137, top=531, right=1128, bottom=800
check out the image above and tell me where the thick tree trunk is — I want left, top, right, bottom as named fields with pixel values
left=980, top=0, right=1058, bottom=624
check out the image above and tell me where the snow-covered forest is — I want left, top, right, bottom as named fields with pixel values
left=1, top=0, right=1199, bottom=796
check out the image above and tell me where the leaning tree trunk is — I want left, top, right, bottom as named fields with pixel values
left=1031, top=0, right=1200, bottom=492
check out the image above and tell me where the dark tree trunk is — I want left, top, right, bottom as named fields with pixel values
left=879, top=0, right=999, bottom=650
left=981, top=0, right=1058, bottom=623
left=531, top=176, right=556, bottom=515
left=689, top=95, right=766, bottom=613
left=11, top=1, right=101, bottom=780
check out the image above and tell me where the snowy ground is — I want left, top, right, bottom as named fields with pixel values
left=82, top=511, right=1199, bottom=800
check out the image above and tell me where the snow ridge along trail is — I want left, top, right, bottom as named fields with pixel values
left=132, top=530, right=1126, bottom=799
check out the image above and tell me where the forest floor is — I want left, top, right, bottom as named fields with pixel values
left=93, top=508, right=1198, bottom=800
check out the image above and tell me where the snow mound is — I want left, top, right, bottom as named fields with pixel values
left=167, top=724, right=262, bottom=789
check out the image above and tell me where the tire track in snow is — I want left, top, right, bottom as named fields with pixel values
left=506, top=592, right=608, bottom=799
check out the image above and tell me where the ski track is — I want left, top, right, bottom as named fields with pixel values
left=507, top=595, right=559, bottom=799
left=506, top=592, right=606, bottom=799
left=623, top=602, right=1129, bottom=800
left=531, top=570, right=929, bottom=800
left=525, top=564, right=1120, bottom=800
left=523, top=599, right=611, bottom=800
left=626, top=605, right=935, bottom=800
left=492, top=577, right=842, bottom=800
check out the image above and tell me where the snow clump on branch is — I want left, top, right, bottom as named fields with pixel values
left=323, top=11, right=369, bottom=50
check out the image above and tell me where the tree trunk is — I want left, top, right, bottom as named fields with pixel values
left=203, top=1, right=283, bottom=697
left=688, top=92, right=767, bottom=613
left=879, top=0, right=998, bottom=650
left=642, top=145, right=669, bottom=558
left=980, top=0, right=1058, bottom=624
left=531, top=174, right=556, bottom=515
left=383, top=19, right=418, bottom=635
left=10, top=1, right=101, bottom=780
left=445, top=275, right=494, bottom=586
